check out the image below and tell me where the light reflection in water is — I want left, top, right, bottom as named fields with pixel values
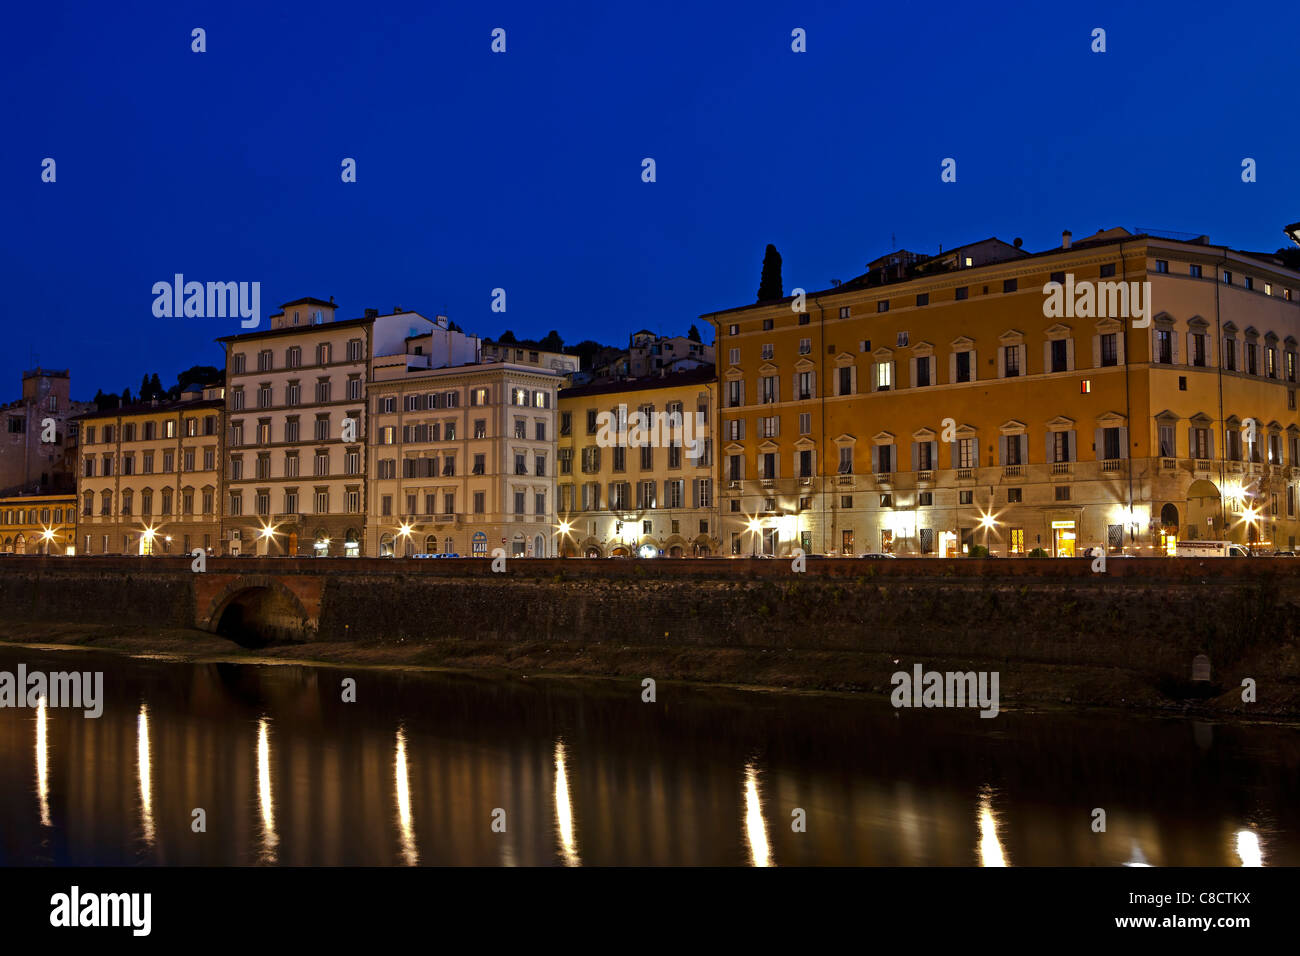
left=744, top=762, right=772, bottom=867
left=138, top=705, right=155, bottom=846
left=977, top=787, right=1008, bottom=867
left=1236, top=829, right=1263, bottom=867
left=554, top=740, right=580, bottom=866
left=1122, top=841, right=1152, bottom=867
left=35, top=695, right=50, bottom=827
left=394, top=727, right=418, bottom=866
left=257, top=717, right=278, bottom=863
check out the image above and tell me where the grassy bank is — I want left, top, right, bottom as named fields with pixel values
left=3, top=621, right=1297, bottom=722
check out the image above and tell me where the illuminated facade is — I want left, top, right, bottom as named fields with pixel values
left=0, top=492, right=77, bottom=555
left=74, top=388, right=225, bottom=555
left=556, top=367, right=718, bottom=557
left=703, top=228, right=1300, bottom=557
left=367, top=357, right=561, bottom=558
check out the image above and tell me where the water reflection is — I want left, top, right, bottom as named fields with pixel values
left=394, top=727, right=418, bottom=866
left=554, top=740, right=579, bottom=866
left=744, top=762, right=772, bottom=867
left=977, top=787, right=1008, bottom=867
left=137, top=704, right=155, bottom=846
left=34, top=695, right=50, bottom=827
left=3, top=645, right=1299, bottom=866
left=1123, top=841, right=1152, bottom=867
left=1236, top=829, right=1263, bottom=867
left=257, top=717, right=277, bottom=863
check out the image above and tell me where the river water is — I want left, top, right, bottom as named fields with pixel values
left=1, top=644, right=1296, bottom=866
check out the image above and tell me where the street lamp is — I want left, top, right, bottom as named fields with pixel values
left=555, top=519, right=572, bottom=558
left=978, top=511, right=997, bottom=554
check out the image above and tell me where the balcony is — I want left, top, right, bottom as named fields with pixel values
left=1051, top=461, right=1073, bottom=476
left=272, top=513, right=305, bottom=525
left=1100, top=459, right=1122, bottom=473
left=874, top=472, right=892, bottom=485
left=437, top=513, right=457, bottom=523
left=916, top=470, right=934, bottom=483
left=1248, top=462, right=1265, bottom=476
left=1159, top=458, right=1177, bottom=472
left=1194, top=459, right=1213, bottom=473
left=761, top=478, right=776, bottom=489
left=1228, top=461, right=1244, bottom=474
left=836, top=475, right=854, bottom=486
left=956, top=468, right=975, bottom=480
left=1003, top=464, right=1023, bottom=478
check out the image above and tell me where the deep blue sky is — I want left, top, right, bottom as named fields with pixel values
left=2, top=0, right=1297, bottom=400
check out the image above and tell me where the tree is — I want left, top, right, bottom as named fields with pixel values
left=120, top=388, right=132, bottom=406
left=148, top=373, right=163, bottom=399
left=140, top=374, right=151, bottom=399
left=173, top=365, right=221, bottom=398
left=539, top=329, right=564, bottom=351
left=498, top=330, right=518, bottom=344
left=1274, top=247, right=1300, bottom=271
left=687, top=324, right=702, bottom=342
left=757, top=244, right=783, bottom=302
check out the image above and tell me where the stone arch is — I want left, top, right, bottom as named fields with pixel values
left=203, top=576, right=314, bottom=647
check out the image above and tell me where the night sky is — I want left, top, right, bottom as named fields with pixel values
left=2, top=0, right=1296, bottom=399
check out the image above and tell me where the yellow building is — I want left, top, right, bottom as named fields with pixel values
left=557, top=367, right=718, bottom=557
left=0, top=492, right=77, bottom=554
left=74, top=387, right=225, bottom=555
left=702, top=227, right=1300, bottom=557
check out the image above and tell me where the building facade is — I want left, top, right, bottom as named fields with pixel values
left=367, top=358, right=561, bottom=558
left=0, top=368, right=92, bottom=495
left=73, top=388, right=225, bottom=555
left=556, top=367, right=719, bottom=557
left=0, top=492, right=77, bottom=554
left=217, top=299, right=470, bottom=556
left=703, top=227, right=1300, bottom=557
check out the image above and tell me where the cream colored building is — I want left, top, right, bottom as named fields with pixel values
left=74, top=387, right=224, bottom=555
left=556, top=367, right=719, bottom=557
left=217, top=299, right=480, bottom=556
left=367, top=356, right=562, bottom=558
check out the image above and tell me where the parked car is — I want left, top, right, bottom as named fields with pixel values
left=1270, top=550, right=1296, bottom=557
left=859, top=552, right=897, bottom=559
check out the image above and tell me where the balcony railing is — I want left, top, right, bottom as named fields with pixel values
left=437, top=513, right=456, bottom=523
left=1003, top=464, right=1023, bottom=477
left=1159, top=458, right=1177, bottom=471
left=1100, top=459, right=1122, bottom=473
left=836, top=474, right=854, bottom=485
left=916, top=470, right=934, bottom=483
left=1228, top=461, right=1244, bottom=473
left=956, top=468, right=974, bottom=480
left=874, top=472, right=892, bottom=484
left=1248, top=462, right=1265, bottom=475
left=1051, top=461, right=1072, bottom=475
left=1194, top=459, right=1212, bottom=472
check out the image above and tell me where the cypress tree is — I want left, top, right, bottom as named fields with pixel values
left=756, top=244, right=783, bottom=302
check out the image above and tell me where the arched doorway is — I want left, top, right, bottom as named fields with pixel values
left=345, top=528, right=360, bottom=557
left=379, top=533, right=394, bottom=557
left=534, top=534, right=545, bottom=557
left=668, top=545, right=684, bottom=558
left=14, top=533, right=24, bottom=555
left=1185, top=479, right=1220, bottom=540
left=610, top=546, right=630, bottom=558
left=313, top=529, right=330, bottom=557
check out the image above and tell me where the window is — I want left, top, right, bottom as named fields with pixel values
left=1189, top=264, right=1202, bottom=278
left=1004, top=345, right=1020, bottom=376
left=838, top=306, right=850, bottom=319
left=1100, top=334, right=1118, bottom=367
left=957, top=438, right=976, bottom=469
left=1100, top=263, right=1116, bottom=278
left=1055, top=486, right=1071, bottom=501
left=760, top=376, right=777, bottom=403
left=760, top=343, right=774, bottom=360
left=1007, top=488, right=1022, bottom=503
left=1191, top=333, right=1207, bottom=367
left=955, top=351, right=972, bottom=382
left=955, top=286, right=968, bottom=301
left=1224, top=338, right=1237, bottom=371
left=1158, top=425, right=1175, bottom=457
left=762, top=319, right=773, bottom=331
left=874, top=362, right=891, bottom=391
left=1051, top=339, right=1069, bottom=372
left=1102, top=427, right=1122, bottom=460
left=728, top=324, right=740, bottom=335
left=1002, top=278, right=1018, bottom=293
left=959, top=490, right=973, bottom=505
left=798, top=338, right=811, bottom=356
left=875, top=445, right=892, bottom=474
left=916, top=293, right=929, bottom=307
left=1247, top=343, right=1258, bottom=375
left=914, top=356, right=931, bottom=387
left=799, top=413, right=811, bottom=435
left=838, top=447, right=853, bottom=475
left=1223, top=271, right=1233, bottom=285
left=1155, top=260, right=1169, bottom=274
left=896, top=331, right=908, bottom=348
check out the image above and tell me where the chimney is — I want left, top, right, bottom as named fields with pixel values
left=1062, top=230, right=1073, bottom=250
left=364, top=308, right=378, bottom=319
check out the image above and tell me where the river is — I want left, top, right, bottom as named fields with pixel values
left=1, top=644, right=1296, bottom=866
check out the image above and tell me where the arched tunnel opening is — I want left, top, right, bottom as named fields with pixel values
left=215, top=586, right=308, bottom=648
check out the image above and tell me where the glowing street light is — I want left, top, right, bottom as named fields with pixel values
left=554, top=519, right=573, bottom=558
